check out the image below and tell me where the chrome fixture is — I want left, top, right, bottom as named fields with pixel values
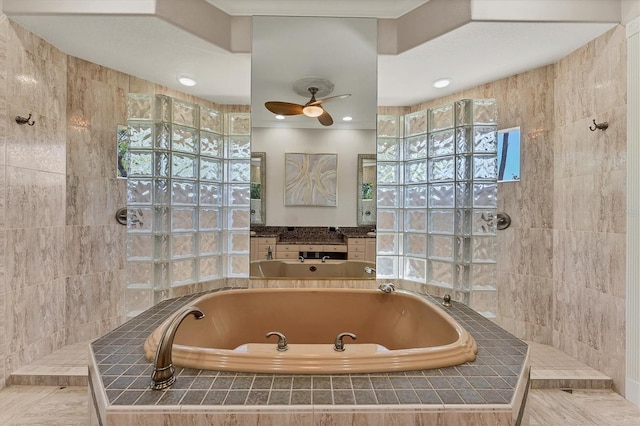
left=115, top=207, right=127, bottom=225
left=442, top=294, right=452, bottom=307
left=151, top=306, right=205, bottom=390
left=496, top=212, right=511, bottom=230
left=364, top=266, right=376, bottom=275
left=266, top=246, right=273, bottom=260
left=378, top=283, right=395, bottom=293
left=321, top=256, right=330, bottom=263
left=265, top=331, right=288, bottom=351
left=589, top=119, right=608, bottom=131
left=15, top=113, right=35, bottom=126
left=299, top=256, right=305, bottom=263
left=334, top=332, right=356, bottom=352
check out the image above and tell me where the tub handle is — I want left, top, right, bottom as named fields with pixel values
left=334, top=332, right=356, bottom=352
left=266, top=331, right=288, bottom=351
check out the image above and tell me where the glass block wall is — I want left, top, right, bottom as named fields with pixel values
left=125, top=95, right=250, bottom=317
left=376, top=99, right=498, bottom=317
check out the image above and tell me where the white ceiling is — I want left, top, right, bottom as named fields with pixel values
left=2, top=0, right=621, bottom=125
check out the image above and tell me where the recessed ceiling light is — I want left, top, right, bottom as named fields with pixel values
left=433, top=78, right=451, bottom=89
left=275, top=115, right=285, bottom=120
left=177, top=76, right=197, bottom=87
left=342, top=116, right=353, bottom=121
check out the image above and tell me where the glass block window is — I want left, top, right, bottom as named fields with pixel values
left=376, top=99, right=498, bottom=318
left=125, top=95, right=249, bottom=317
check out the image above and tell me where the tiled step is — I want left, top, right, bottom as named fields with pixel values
left=7, top=342, right=89, bottom=387
left=8, top=341, right=612, bottom=391
left=526, top=342, right=613, bottom=390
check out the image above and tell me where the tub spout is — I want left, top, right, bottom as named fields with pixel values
left=321, top=256, right=330, bottom=263
left=150, top=306, right=205, bottom=390
left=334, top=332, right=356, bottom=352
left=378, top=283, right=395, bottom=293
left=299, top=256, right=304, bottom=263
left=266, top=331, right=288, bottom=351
left=364, top=266, right=376, bottom=275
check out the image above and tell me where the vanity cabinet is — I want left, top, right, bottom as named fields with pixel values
left=276, top=244, right=300, bottom=259
left=347, top=237, right=375, bottom=262
left=251, top=237, right=277, bottom=261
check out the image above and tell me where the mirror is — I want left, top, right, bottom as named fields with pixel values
left=250, top=152, right=266, bottom=225
left=249, top=16, right=377, bottom=278
left=357, top=154, right=376, bottom=226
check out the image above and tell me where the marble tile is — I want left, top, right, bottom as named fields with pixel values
left=64, top=224, right=126, bottom=276
left=529, top=389, right=640, bottom=426
left=0, top=385, right=88, bottom=426
left=65, top=270, right=124, bottom=332
left=6, top=226, right=65, bottom=290
left=6, top=165, right=65, bottom=229
left=6, top=105, right=66, bottom=175
left=5, top=278, right=65, bottom=354
left=67, top=176, right=126, bottom=226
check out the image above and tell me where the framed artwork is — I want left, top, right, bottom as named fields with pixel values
left=284, top=153, right=337, bottom=206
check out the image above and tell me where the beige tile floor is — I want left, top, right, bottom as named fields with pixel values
left=0, top=341, right=638, bottom=425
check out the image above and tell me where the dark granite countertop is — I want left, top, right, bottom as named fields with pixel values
left=250, top=226, right=375, bottom=242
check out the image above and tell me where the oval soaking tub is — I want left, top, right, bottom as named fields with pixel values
left=250, top=259, right=376, bottom=279
left=144, top=288, right=477, bottom=374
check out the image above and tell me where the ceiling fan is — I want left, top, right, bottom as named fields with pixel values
left=264, top=87, right=351, bottom=126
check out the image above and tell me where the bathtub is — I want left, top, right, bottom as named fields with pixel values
left=143, top=288, right=477, bottom=374
left=250, top=259, right=376, bottom=279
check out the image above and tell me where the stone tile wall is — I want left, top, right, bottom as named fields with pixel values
left=0, top=17, right=237, bottom=390
left=552, top=25, right=627, bottom=393
left=406, top=25, right=627, bottom=394
left=0, top=18, right=68, bottom=388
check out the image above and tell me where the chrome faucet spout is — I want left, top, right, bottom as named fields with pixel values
left=334, top=332, right=356, bottom=352
left=364, top=266, right=376, bottom=275
left=266, top=331, right=288, bottom=351
left=321, top=256, right=330, bottom=263
left=150, top=306, right=205, bottom=390
left=299, top=256, right=304, bottom=263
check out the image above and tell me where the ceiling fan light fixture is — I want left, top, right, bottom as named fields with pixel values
left=433, top=78, right=451, bottom=89
left=302, top=105, right=324, bottom=117
left=275, top=114, right=285, bottom=120
left=342, top=116, right=353, bottom=121
left=177, top=76, right=197, bottom=87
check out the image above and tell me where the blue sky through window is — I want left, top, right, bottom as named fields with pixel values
left=497, top=127, right=521, bottom=182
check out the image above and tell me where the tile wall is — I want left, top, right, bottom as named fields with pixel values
left=0, top=14, right=629, bottom=397
left=408, top=25, right=627, bottom=393
left=0, top=16, right=240, bottom=390
left=552, top=25, right=627, bottom=393
left=0, top=18, right=68, bottom=389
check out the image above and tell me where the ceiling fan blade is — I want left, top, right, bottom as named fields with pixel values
left=317, top=109, right=333, bottom=126
left=309, top=93, right=351, bottom=106
left=264, top=101, right=304, bottom=115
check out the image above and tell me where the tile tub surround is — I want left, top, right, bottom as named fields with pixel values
left=89, top=288, right=530, bottom=425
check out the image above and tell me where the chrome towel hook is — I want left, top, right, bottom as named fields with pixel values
left=589, top=119, right=608, bottom=131
left=15, top=113, right=35, bottom=126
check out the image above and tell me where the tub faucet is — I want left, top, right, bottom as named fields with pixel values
left=321, top=256, right=330, bottom=263
left=150, top=306, right=205, bottom=390
left=334, top=332, right=356, bottom=352
left=299, top=256, right=304, bottom=263
left=265, top=331, right=288, bottom=351
left=266, top=246, right=273, bottom=260
left=364, top=266, right=376, bottom=275
left=378, top=283, right=395, bottom=293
